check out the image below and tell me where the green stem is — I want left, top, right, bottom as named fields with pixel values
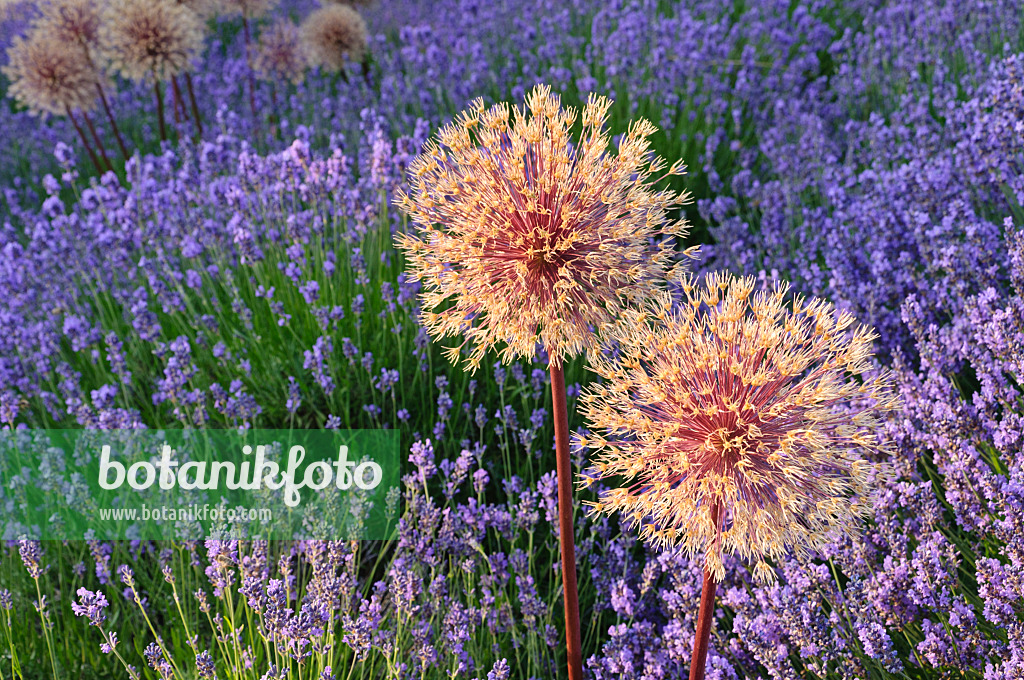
left=33, top=578, right=59, bottom=680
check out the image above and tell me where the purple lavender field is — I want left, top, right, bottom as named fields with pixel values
left=1, top=0, right=1023, bottom=678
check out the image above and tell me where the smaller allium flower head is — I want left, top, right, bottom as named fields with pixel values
left=254, top=18, right=307, bottom=85
left=577, top=273, right=900, bottom=583
left=395, top=85, right=697, bottom=370
left=2, top=29, right=102, bottom=116
left=300, top=4, right=368, bottom=71
left=35, top=0, right=102, bottom=49
left=99, top=0, right=204, bottom=83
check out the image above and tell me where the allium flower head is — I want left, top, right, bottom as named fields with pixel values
left=2, top=29, right=102, bottom=116
left=99, top=0, right=204, bottom=82
left=577, top=273, right=900, bottom=582
left=35, top=0, right=102, bottom=49
left=300, top=4, right=367, bottom=70
left=254, top=18, right=307, bottom=85
left=395, top=84, right=697, bottom=370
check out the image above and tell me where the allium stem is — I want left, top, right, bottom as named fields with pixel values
left=153, top=80, right=167, bottom=142
left=269, top=81, right=279, bottom=139
left=78, top=43, right=128, bottom=161
left=550, top=362, right=583, bottom=680
left=689, top=571, right=718, bottom=680
left=82, top=110, right=113, bottom=173
left=172, top=75, right=188, bottom=122
left=96, top=83, right=129, bottom=160
left=241, top=15, right=258, bottom=122
left=185, top=73, right=203, bottom=138
left=690, top=503, right=721, bottom=680
left=66, top=106, right=104, bottom=175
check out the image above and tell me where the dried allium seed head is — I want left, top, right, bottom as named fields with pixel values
left=253, top=18, right=306, bottom=85
left=2, top=28, right=102, bottom=116
left=395, top=84, right=697, bottom=371
left=35, top=0, right=102, bottom=49
left=218, top=0, right=277, bottom=18
left=577, top=273, right=901, bottom=583
left=99, top=0, right=204, bottom=83
left=300, top=4, right=367, bottom=70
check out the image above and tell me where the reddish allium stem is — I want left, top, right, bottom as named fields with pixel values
left=185, top=73, right=203, bottom=138
left=66, top=106, right=103, bottom=175
left=79, top=41, right=129, bottom=160
left=153, top=79, right=167, bottom=142
left=269, top=81, right=279, bottom=139
left=172, top=75, right=189, bottom=122
left=550, top=362, right=583, bottom=680
left=170, top=79, right=181, bottom=125
left=690, top=571, right=718, bottom=680
left=690, top=503, right=722, bottom=680
left=82, top=110, right=112, bottom=173
left=96, top=83, right=129, bottom=160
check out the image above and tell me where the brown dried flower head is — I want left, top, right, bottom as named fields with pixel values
left=254, top=18, right=307, bottom=85
left=35, top=0, right=102, bottom=50
left=99, top=0, right=204, bottom=83
left=300, top=4, right=367, bottom=70
left=395, top=85, right=697, bottom=370
left=577, top=273, right=900, bottom=583
left=3, top=28, right=102, bottom=116
left=218, top=0, right=278, bottom=19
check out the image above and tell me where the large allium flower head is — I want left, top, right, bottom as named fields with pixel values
left=35, top=0, right=102, bottom=49
left=254, top=18, right=306, bottom=84
left=218, top=0, right=277, bottom=18
left=99, top=0, right=204, bottom=83
left=395, top=85, right=697, bottom=371
left=300, top=4, right=368, bottom=71
left=2, top=27, right=101, bottom=116
left=577, top=273, right=901, bottom=583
